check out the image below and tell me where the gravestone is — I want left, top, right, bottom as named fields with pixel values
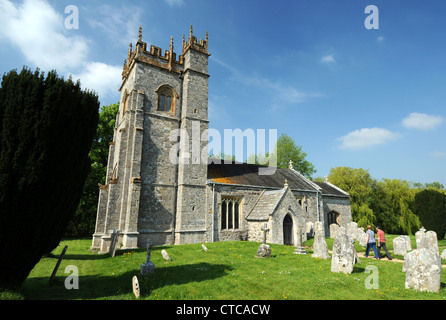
left=441, top=249, right=446, bottom=260
left=294, top=219, right=307, bottom=255
left=422, top=231, right=439, bottom=255
left=256, top=244, right=272, bottom=258
left=393, top=236, right=408, bottom=256
left=306, top=221, right=314, bottom=239
left=140, top=239, right=155, bottom=275
left=202, top=244, right=209, bottom=252
left=109, top=228, right=120, bottom=257
left=132, top=275, right=140, bottom=298
left=312, top=221, right=330, bottom=259
left=331, top=233, right=356, bottom=275
left=404, top=248, right=442, bottom=293
left=161, top=249, right=172, bottom=261
left=256, top=223, right=271, bottom=258
left=400, top=235, right=412, bottom=251
left=329, top=224, right=340, bottom=238
left=416, top=228, right=439, bottom=255
left=48, top=245, right=68, bottom=286
left=415, top=227, right=426, bottom=249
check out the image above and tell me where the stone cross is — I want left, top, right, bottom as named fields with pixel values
left=140, top=238, right=155, bottom=275
left=261, top=223, right=270, bottom=244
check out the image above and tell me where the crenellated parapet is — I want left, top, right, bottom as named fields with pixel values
left=121, top=25, right=208, bottom=82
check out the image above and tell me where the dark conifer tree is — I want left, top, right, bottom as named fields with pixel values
left=0, top=67, right=99, bottom=290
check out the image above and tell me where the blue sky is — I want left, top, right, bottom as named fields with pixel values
left=0, top=0, right=445, bottom=186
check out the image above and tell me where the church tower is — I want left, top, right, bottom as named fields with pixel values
left=91, top=26, right=210, bottom=252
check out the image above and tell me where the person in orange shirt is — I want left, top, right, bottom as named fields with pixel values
left=376, top=225, right=392, bottom=260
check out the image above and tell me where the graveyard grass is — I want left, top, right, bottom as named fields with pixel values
left=6, top=236, right=446, bottom=300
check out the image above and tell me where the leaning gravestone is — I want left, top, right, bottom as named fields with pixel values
left=140, top=239, right=155, bottom=275
left=109, top=228, right=120, bottom=257
left=393, top=236, right=408, bottom=256
left=161, top=249, right=172, bottom=261
left=202, top=244, right=209, bottom=252
left=312, top=221, right=330, bottom=259
left=132, top=276, right=140, bottom=298
left=404, top=248, right=442, bottom=293
left=331, top=233, right=356, bottom=275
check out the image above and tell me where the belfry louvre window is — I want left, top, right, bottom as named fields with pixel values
left=156, top=85, right=177, bottom=113
left=221, top=197, right=242, bottom=230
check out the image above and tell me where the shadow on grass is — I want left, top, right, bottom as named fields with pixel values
left=22, top=262, right=232, bottom=300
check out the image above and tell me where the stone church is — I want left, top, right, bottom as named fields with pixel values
left=91, top=26, right=352, bottom=253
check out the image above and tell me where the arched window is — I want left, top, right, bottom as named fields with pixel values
left=221, top=197, right=242, bottom=230
left=156, top=85, right=177, bottom=113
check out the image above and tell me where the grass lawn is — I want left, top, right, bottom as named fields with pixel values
left=4, top=236, right=446, bottom=300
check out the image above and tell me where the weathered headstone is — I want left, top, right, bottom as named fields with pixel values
left=331, top=233, right=356, bottom=275
left=422, top=231, right=439, bottom=255
left=256, top=224, right=271, bottom=258
left=202, top=244, right=209, bottom=252
left=109, top=228, right=120, bottom=257
left=312, top=221, right=330, bottom=259
left=256, top=243, right=272, bottom=258
left=161, top=249, right=172, bottom=261
left=48, top=245, right=68, bottom=286
left=329, top=224, right=340, bottom=238
left=393, top=236, right=408, bottom=256
left=415, top=226, right=426, bottom=249
left=400, top=235, right=412, bottom=251
left=404, top=248, right=442, bottom=293
left=132, top=275, right=140, bottom=298
left=294, top=219, right=307, bottom=255
left=441, top=249, right=446, bottom=260
left=140, top=239, right=155, bottom=275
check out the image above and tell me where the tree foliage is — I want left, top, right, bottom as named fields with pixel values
left=414, top=189, right=446, bottom=240
left=267, top=133, right=316, bottom=178
left=0, top=67, right=99, bottom=289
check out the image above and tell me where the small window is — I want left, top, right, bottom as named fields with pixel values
left=156, top=85, right=177, bottom=113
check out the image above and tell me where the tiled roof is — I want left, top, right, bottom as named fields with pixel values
left=207, top=159, right=318, bottom=192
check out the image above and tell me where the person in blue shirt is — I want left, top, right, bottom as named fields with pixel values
left=365, top=225, right=380, bottom=259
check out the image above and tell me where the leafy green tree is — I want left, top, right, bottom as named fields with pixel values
left=0, top=67, right=99, bottom=290
left=265, top=133, right=316, bottom=178
left=65, top=103, right=119, bottom=237
left=378, top=179, right=420, bottom=235
left=327, top=167, right=376, bottom=229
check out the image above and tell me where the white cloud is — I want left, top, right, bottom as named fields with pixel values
left=429, top=150, right=446, bottom=158
left=320, top=54, right=335, bottom=64
left=212, top=56, right=321, bottom=104
left=377, top=36, right=384, bottom=43
left=69, top=62, right=122, bottom=101
left=338, top=127, right=401, bottom=150
left=0, top=0, right=89, bottom=72
left=164, top=0, right=185, bottom=7
left=402, top=112, right=444, bottom=131
left=86, top=4, right=141, bottom=47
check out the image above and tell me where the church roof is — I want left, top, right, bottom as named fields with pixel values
left=313, top=181, right=350, bottom=197
left=207, top=158, right=349, bottom=198
left=245, top=189, right=286, bottom=221
left=207, top=159, right=319, bottom=192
